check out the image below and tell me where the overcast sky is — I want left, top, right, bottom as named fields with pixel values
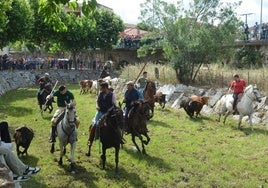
left=97, top=0, right=267, bottom=27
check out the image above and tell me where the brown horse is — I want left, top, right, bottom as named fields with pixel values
left=143, top=81, right=156, bottom=119
left=127, top=100, right=151, bottom=154
left=87, top=106, right=124, bottom=177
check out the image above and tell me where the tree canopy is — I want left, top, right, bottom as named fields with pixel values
left=39, top=0, right=97, bottom=31
left=0, top=0, right=33, bottom=48
left=139, top=0, right=242, bottom=84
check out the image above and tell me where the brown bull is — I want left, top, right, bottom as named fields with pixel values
left=79, top=80, right=93, bottom=94
left=154, top=92, right=166, bottom=109
left=181, top=95, right=209, bottom=118
left=14, top=126, right=34, bottom=156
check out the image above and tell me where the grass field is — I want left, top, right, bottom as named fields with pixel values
left=1, top=84, right=268, bottom=188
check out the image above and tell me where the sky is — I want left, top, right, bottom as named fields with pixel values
left=97, top=0, right=267, bottom=27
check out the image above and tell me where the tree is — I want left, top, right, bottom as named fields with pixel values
left=138, top=0, right=241, bottom=84
left=54, top=12, right=96, bottom=69
left=38, top=0, right=97, bottom=31
left=0, top=1, right=12, bottom=40
left=28, top=0, right=56, bottom=50
left=0, top=0, right=33, bottom=49
left=93, top=9, right=124, bottom=59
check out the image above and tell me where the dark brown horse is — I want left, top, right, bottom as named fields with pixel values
left=87, top=105, right=124, bottom=177
left=143, top=81, right=156, bottom=119
left=127, top=100, right=151, bottom=154
left=37, top=83, right=54, bottom=114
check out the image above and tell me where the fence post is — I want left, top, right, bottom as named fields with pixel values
left=155, top=67, right=159, bottom=79
left=247, top=71, right=250, bottom=84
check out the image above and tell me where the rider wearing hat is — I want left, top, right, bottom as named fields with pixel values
left=46, top=85, right=80, bottom=143
left=123, top=81, right=142, bottom=133
left=37, top=73, right=52, bottom=97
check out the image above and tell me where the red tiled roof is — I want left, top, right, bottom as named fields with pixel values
left=120, top=28, right=148, bottom=38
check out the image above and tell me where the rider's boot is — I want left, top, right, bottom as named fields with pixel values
left=87, top=125, right=95, bottom=146
left=124, top=118, right=130, bottom=135
left=49, top=125, right=56, bottom=143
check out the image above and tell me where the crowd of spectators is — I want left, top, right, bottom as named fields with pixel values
left=242, top=22, right=268, bottom=41
left=0, top=54, right=109, bottom=71
left=0, top=55, right=73, bottom=71
left=118, top=35, right=141, bottom=49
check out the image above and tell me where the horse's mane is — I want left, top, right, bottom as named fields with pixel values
left=99, top=105, right=122, bottom=127
left=144, top=80, right=155, bottom=92
left=128, top=100, right=150, bottom=119
left=244, top=84, right=254, bottom=93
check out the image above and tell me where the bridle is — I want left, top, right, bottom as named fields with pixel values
left=245, top=86, right=261, bottom=102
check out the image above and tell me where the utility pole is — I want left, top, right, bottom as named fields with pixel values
left=260, top=0, right=263, bottom=39
left=240, top=13, right=254, bottom=25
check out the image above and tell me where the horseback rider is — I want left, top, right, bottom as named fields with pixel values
left=87, top=82, right=125, bottom=147
left=123, top=81, right=143, bottom=134
left=46, top=85, right=80, bottom=143
left=37, top=73, right=52, bottom=97
left=228, top=74, right=246, bottom=112
left=137, top=71, right=148, bottom=99
left=99, top=66, right=110, bottom=79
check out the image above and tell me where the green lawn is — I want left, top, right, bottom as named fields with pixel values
left=1, top=84, right=268, bottom=188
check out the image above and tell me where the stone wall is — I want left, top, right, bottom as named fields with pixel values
left=0, top=70, right=118, bottom=96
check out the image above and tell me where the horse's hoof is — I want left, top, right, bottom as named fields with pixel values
left=85, top=152, right=91, bottom=157
left=50, top=148, right=55, bottom=154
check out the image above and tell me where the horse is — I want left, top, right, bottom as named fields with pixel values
left=215, top=84, right=262, bottom=130
left=86, top=105, right=124, bottom=177
left=50, top=103, right=77, bottom=173
left=127, top=100, right=151, bottom=154
left=37, top=83, right=54, bottom=114
left=143, top=81, right=156, bottom=118
left=182, top=95, right=209, bottom=118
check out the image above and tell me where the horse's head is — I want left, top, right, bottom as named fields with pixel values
left=252, top=84, right=262, bottom=102
left=144, top=81, right=156, bottom=95
left=245, top=84, right=262, bottom=103
left=102, top=106, right=123, bottom=128
left=137, top=100, right=151, bottom=120
left=65, top=102, right=76, bottom=124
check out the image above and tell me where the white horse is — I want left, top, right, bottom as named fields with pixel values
left=51, top=103, right=77, bottom=173
left=215, top=84, right=262, bottom=130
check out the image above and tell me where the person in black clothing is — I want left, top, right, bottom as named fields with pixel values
left=244, top=24, right=249, bottom=41
left=88, top=82, right=125, bottom=145
left=123, top=81, right=142, bottom=133
left=0, top=121, right=12, bottom=144
left=99, top=66, right=110, bottom=79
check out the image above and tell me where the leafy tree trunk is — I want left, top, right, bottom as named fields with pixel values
left=175, top=66, right=191, bottom=85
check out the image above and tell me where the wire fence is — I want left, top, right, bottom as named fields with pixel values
left=121, top=63, right=268, bottom=95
